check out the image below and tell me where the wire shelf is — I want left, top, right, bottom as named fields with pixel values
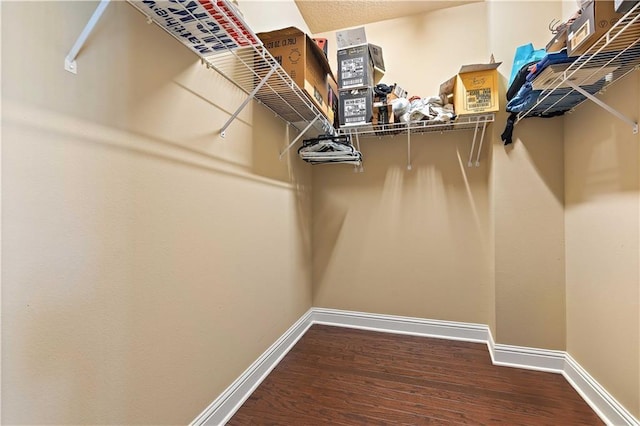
left=124, top=0, right=498, bottom=164
left=517, top=2, right=640, bottom=121
left=126, top=0, right=334, bottom=137
left=338, top=114, right=495, bottom=139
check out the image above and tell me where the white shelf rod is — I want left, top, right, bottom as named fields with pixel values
left=407, top=127, right=412, bottom=171
left=279, top=115, right=320, bottom=160
left=468, top=119, right=480, bottom=167
left=474, top=120, right=488, bottom=167
left=565, top=80, right=638, bottom=134
left=354, top=132, right=363, bottom=173
left=64, top=0, right=111, bottom=74
left=220, top=66, right=277, bottom=138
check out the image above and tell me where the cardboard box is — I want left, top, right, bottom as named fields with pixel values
left=372, top=95, right=395, bottom=125
left=567, top=1, right=621, bottom=56
left=339, top=87, right=373, bottom=126
left=335, top=27, right=385, bottom=88
left=614, top=0, right=639, bottom=14
left=372, top=103, right=393, bottom=126
left=257, top=27, right=336, bottom=120
left=337, top=44, right=385, bottom=88
left=546, top=26, right=568, bottom=52
left=392, top=84, right=408, bottom=99
left=372, top=93, right=400, bottom=135
left=439, top=62, right=502, bottom=115
left=368, top=44, right=385, bottom=82
left=336, top=27, right=367, bottom=49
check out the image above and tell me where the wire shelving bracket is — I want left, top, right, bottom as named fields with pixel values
left=517, top=2, right=640, bottom=134
left=125, top=0, right=335, bottom=139
left=65, top=0, right=335, bottom=141
left=67, top=1, right=497, bottom=163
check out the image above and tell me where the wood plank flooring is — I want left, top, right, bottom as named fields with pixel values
left=228, top=325, right=604, bottom=425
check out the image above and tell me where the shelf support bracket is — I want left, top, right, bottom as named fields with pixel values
left=406, top=127, right=412, bottom=171
left=468, top=119, right=480, bottom=167
left=64, top=0, right=111, bottom=74
left=220, top=66, right=277, bottom=138
left=474, top=119, right=488, bottom=167
left=566, top=80, right=638, bottom=134
left=279, top=115, right=320, bottom=160
left=353, top=132, right=363, bottom=172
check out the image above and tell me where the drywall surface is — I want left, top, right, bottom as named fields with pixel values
left=312, top=3, right=493, bottom=325
left=1, top=1, right=312, bottom=424
left=312, top=1, right=567, bottom=350
left=312, top=132, right=492, bottom=323
left=486, top=0, right=566, bottom=350
left=239, top=0, right=311, bottom=33
left=564, top=71, right=640, bottom=418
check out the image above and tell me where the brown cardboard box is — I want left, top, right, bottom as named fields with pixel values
left=372, top=94, right=400, bottom=135
left=339, top=87, right=373, bottom=126
left=335, top=27, right=385, bottom=88
left=546, top=26, right=568, bottom=53
left=257, top=27, right=336, bottom=120
left=567, top=1, right=621, bottom=56
left=439, top=62, right=501, bottom=115
left=336, top=44, right=385, bottom=88
left=614, top=0, right=639, bottom=13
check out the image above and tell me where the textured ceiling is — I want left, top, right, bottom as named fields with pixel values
left=295, top=0, right=483, bottom=33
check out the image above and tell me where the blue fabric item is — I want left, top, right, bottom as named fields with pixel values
left=508, top=43, right=546, bottom=87
left=516, top=44, right=640, bottom=118
left=526, top=50, right=575, bottom=82
left=506, top=82, right=540, bottom=113
left=525, top=80, right=606, bottom=116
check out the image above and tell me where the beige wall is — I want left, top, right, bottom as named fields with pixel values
left=312, top=1, right=566, bottom=349
left=240, top=0, right=311, bottom=34
left=312, top=132, right=493, bottom=323
left=312, top=3, right=493, bottom=325
left=1, top=1, right=312, bottom=424
left=3, top=0, right=640, bottom=423
left=312, top=4, right=640, bottom=417
left=487, top=0, right=566, bottom=349
left=564, top=72, right=640, bottom=417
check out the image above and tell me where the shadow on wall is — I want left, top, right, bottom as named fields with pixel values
left=511, top=116, right=565, bottom=205
left=312, top=131, right=491, bottom=302
left=563, top=73, right=640, bottom=206
left=251, top=104, right=315, bottom=264
left=500, top=71, right=639, bottom=207
left=492, top=65, right=563, bottom=208
left=97, top=2, right=315, bottom=264
left=493, top=64, right=564, bottom=206
left=112, top=1, right=302, bottom=187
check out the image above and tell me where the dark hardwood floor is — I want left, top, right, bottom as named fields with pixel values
left=228, top=324, right=604, bottom=425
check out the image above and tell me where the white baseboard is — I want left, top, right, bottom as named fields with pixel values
left=490, top=342, right=566, bottom=374
left=191, top=308, right=639, bottom=426
left=564, top=354, right=639, bottom=426
left=190, top=309, right=314, bottom=426
left=310, top=307, right=490, bottom=343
